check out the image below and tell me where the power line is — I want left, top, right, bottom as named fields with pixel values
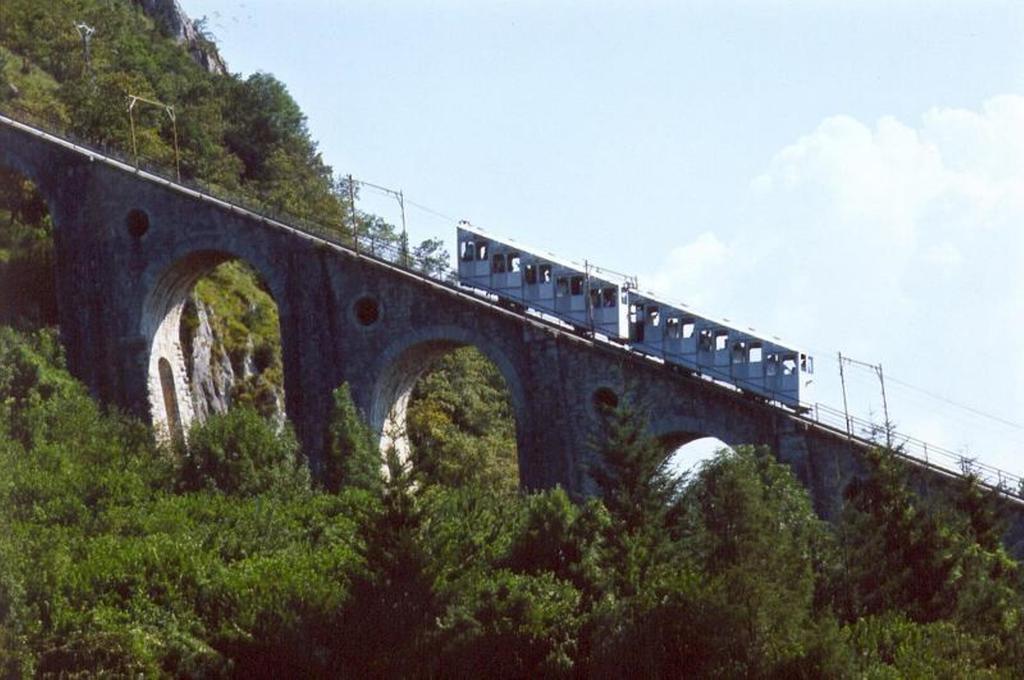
left=884, top=373, right=1024, bottom=431
left=348, top=174, right=1024, bottom=445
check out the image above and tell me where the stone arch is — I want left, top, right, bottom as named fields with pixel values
left=369, top=325, right=528, bottom=483
left=649, top=416, right=734, bottom=476
left=140, top=248, right=286, bottom=440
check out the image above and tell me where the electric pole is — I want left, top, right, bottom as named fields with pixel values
left=74, top=22, right=95, bottom=71
left=126, top=94, right=181, bottom=182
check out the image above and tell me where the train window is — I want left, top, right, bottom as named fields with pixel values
left=732, top=341, right=746, bottom=363
left=603, top=288, right=617, bottom=307
left=649, top=306, right=660, bottom=327
left=524, top=264, right=537, bottom=284
left=540, top=265, right=552, bottom=283
left=749, top=344, right=763, bottom=363
left=556, top=277, right=570, bottom=297
left=508, top=253, right=521, bottom=272
left=782, top=355, right=797, bottom=376
left=682, top=319, right=695, bottom=339
left=589, top=289, right=601, bottom=308
left=629, top=304, right=643, bottom=323
left=766, top=353, right=779, bottom=376
left=699, top=329, right=713, bottom=351
left=666, top=317, right=681, bottom=339
left=570, top=276, right=584, bottom=295
left=492, top=253, right=506, bottom=273
left=476, top=241, right=488, bottom=260
left=714, top=331, right=728, bottom=351
left=801, top=354, right=814, bottom=374
left=460, top=240, right=475, bottom=261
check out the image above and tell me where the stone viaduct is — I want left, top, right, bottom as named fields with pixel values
left=3, top=113, right=1022, bottom=550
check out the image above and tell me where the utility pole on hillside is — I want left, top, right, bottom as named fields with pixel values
left=347, top=174, right=359, bottom=255
left=126, top=94, right=181, bottom=182
left=74, top=22, right=95, bottom=72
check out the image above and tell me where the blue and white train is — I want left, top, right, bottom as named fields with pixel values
left=456, top=222, right=814, bottom=409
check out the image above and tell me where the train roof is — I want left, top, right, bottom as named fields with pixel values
left=458, top=222, right=637, bottom=288
left=457, top=221, right=811, bottom=356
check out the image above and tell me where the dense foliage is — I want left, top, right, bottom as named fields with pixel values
left=2, top=333, right=1023, bottom=676
left=2, top=1, right=1024, bottom=676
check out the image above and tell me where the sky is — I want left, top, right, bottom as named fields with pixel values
left=185, top=0, right=1024, bottom=478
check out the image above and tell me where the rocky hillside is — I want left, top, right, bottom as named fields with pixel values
left=136, top=0, right=227, bottom=74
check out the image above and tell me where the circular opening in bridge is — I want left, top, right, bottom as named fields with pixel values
left=126, top=208, right=150, bottom=238
left=592, top=387, right=619, bottom=413
left=353, top=295, right=381, bottom=327
left=145, top=253, right=287, bottom=442
left=0, top=168, right=57, bottom=326
left=376, top=344, right=521, bottom=495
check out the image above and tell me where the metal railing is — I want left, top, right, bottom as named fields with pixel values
left=1, top=104, right=1020, bottom=501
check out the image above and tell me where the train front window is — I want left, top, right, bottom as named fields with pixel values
left=556, top=277, right=570, bottom=297
left=492, top=253, right=506, bottom=273
left=508, top=253, right=521, bottom=272
left=460, top=241, right=475, bottom=261
left=476, top=241, right=488, bottom=260
left=540, top=265, right=552, bottom=283
left=524, top=264, right=537, bottom=285
left=603, top=288, right=617, bottom=307
left=570, top=276, right=584, bottom=296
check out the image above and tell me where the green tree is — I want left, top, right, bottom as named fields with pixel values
left=406, top=347, right=519, bottom=495
left=681, top=446, right=836, bottom=676
left=323, top=383, right=381, bottom=494
left=178, top=407, right=308, bottom=496
left=331, top=463, right=444, bottom=677
left=588, top=401, right=682, bottom=534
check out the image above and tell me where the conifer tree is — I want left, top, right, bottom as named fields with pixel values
left=323, top=383, right=381, bottom=493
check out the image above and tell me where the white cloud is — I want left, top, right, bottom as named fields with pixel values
left=644, top=231, right=732, bottom=308
left=646, top=94, right=1024, bottom=473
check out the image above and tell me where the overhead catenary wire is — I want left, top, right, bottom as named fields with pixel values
left=340, top=175, right=1024, bottom=464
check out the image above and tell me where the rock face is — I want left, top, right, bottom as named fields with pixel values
left=187, top=297, right=235, bottom=419
left=136, top=0, right=227, bottom=75
left=185, top=294, right=287, bottom=427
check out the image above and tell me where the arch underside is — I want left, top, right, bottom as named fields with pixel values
left=658, top=431, right=710, bottom=452
left=377, top=339, right=462, bottom=472
left=142, top=249, right=290, bottom=441
left=373, top=332, right=526, bottom=484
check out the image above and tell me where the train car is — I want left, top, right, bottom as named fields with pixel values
left=455, top=222, right=814, bottom=409
left=457, top=222, right=633, bottom=339
left=623, top=290, right=814, bottom=407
